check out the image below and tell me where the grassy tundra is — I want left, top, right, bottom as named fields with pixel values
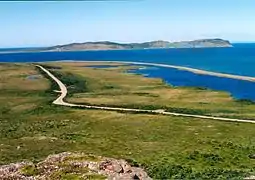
left=1, top=62, right=255, bottom=179
left=50, top=61, right=255, bottom=119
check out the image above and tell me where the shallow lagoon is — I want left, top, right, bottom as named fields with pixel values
left=89, top=64, right=255, bottom=101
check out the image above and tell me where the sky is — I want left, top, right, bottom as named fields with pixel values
left=1, top=0, right=255, bottom=47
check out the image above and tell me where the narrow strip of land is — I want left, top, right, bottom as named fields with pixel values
left=36, top=64, right=255, bottom=124
left=74, top=60, right=255, bottom=82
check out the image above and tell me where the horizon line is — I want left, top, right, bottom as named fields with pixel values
left=1, top=40, right=255, bottom=49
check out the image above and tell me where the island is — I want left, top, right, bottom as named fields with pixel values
left=48, top=39, right=232, bottom=51
left=0, top=39, right=232, bottom=53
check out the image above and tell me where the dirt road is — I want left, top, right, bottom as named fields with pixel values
left=36, top=64, right=255, bottom=124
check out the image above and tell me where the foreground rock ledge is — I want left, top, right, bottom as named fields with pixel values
left=0, top=152, right=152, bottom=180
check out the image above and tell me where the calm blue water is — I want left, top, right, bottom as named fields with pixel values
left=127, top=66, right=255, bottom=101
left=0, top=47, right=42, bottom=52
left=1, top=43, right=255, bottom=101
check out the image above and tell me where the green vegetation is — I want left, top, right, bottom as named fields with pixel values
left=146, top=163, right=247, bottom=179
left=49, top=70, right=87, bottom=94
left=49, top=166, right=89, bottom=179
left=84, top=174, right=106, bottom=179
left=52, top=174, right=81, bottom=180
left=1, top=62, right=255, bottom=179
left=44, top=62, right=255, bottom=120
left=37, top=64, right=62, bottom=70
left=63, top=154, right=101, bottom=163
left=37, top=66, right=88, bottom=95
left=47, top=71, right=86, bottom=95
left=235, top=99, right=255, bottom=105
left=20, top=164, right=40, bottom=176
left=19, top=153, right=107, bottom=179
left=73, top=102, right=209, bottom=116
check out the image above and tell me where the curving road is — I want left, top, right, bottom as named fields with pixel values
left=36, top=64, right=255, bottom=124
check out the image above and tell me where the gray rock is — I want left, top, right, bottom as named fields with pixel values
left=0, top=152, right=152, bottom=180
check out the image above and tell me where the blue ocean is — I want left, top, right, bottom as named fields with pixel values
left=1, top=43, right=255, bottom=101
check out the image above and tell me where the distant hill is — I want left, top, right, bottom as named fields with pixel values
left=47, top=39, right=232, bottom=51
left=169, top=39, right=233, bottom=48
left=0, top=39, right=232, bottom=53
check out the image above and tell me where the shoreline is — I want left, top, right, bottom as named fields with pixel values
left=0, top=46, right=233, bottom=55
left=61, top=60, right=255, bottom=82
left=36, top=64, right=255, bottom=124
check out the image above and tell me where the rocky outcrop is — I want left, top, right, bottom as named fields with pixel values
left=0, top=152, right=152, bottom=180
